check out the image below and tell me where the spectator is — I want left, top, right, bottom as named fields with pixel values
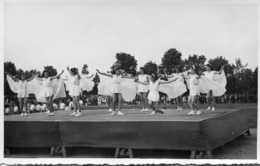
left=69, top=101, right=74, bottom=110
left=53, top=103, right=58, bottom=111
left=5, top=107, right=10, bottom=115
left=14, top=105, right=19, bottom=114
left=41, top=103, right=47, bottom=112
left=30, top=103, right=35, bottom=113
left=65, top=106, right=70, bottom=111
left=59, top=101, right=66, bottom=110
left=79, top=100, right=84, bottom=110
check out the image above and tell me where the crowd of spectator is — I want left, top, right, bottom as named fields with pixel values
left=4, top=92, right=257, bottom=116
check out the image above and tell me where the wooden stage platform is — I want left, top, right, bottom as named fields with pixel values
left=4, top=107, right=252, bottom=159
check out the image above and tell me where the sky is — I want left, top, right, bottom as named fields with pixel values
left=3, top=0, right=259, bottom=76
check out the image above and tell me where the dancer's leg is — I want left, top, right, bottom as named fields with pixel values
left=18, top=98, right=24, bottom=114
left=24, top=97, right=28, bottom=114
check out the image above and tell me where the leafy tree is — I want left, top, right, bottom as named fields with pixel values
left=182, top=55, right=207, bottom=74
left=4, top=62, right=17, bottom=75
left=4, top=62, right=17, bottom=96
left=82, top=64, right=89, bottom=75
left=143, top=61, right=158, bottom=75
left=111, top=53, right=137, bottom=76
left=251, top=67, right=258, bottom=95
left=161, top=48, right=182, bottom=73
left=43, top=66, right=57, bottom=77
left=208, top=56, right=234, bottom=94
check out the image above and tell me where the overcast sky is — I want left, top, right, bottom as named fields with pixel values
left=4, top=0, right=258, bottom=76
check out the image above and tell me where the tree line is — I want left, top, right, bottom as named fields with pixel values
left=4, top=48, right=258, bottom=97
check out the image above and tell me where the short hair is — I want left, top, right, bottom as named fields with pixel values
left=206, top=64, right=214, bottom=70
left=151, top=73, right=159, bottom=81
left=140, top=67, right=146, bottom=74
left=70, top=68, right=78, bottom=75
left=42, top=70, right=50, bottom=77
left=174, top=66, right=183, bottom=72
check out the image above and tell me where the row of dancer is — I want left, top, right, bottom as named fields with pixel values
left=97, top=64, right=225, bottom=116
left=6, top=66, right=92, bottom=117
left=6, top=63, right=226, bottom=117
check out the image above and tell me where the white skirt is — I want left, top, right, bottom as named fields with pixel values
left=43, top=87, right=53, bottom=98
left=148, top=91, right=160, bottom=102
left=110, top=84, right=121, bottom=94
left=190, top=85, right=200, bottom=96
left=137, top=84, right=149, bottom=93
left=17, top=89, right=29, bottom=98
left=69, top=85, right=82, bottom=97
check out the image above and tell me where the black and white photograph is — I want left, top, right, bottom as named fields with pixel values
left=2, top=0, right=258, bottom=164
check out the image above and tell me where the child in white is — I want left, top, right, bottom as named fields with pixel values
left=6, top=72, right=36, bottom=117
left=67, top=67, right=82, bottom=117
left=138, top=74, right=178, bottom=115
left=137, top=67, right=149, bottom=112
left=97, top=68, right=135, bottom=115
left=183, top=68, right=202, bottom=115
left=35, top=70, right=64, bottom=116
left=164, top=66, right=186, bottom=111
left=203, top=64, right=225, bottom=111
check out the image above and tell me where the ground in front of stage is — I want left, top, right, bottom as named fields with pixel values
left=4, top=128, right=256, bottom=159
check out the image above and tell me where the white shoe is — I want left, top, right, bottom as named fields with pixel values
left=118, top=111, right=124, bottom=115
left=75, top=112, right=82, bottom=117
left=20, top=113, right=24, bottom=117
left=212, top=107, right=215, bottom=111
left=180, top=107, right=183, bottom=111
left=108, top=108, right=113, bottom=112
left=24, top=113, right=27, bottom=116
left=196, top=110, right=202, bottom=115
left=70, top=112, right=77, bottom=116
left=151, top=111, right=155, bottom=115
left=111, top=111, right=116, bottom=115
left=141, top=109, right=145, bottom=112
left=46, top=110, right=50, bottom=114
left=206, top=107, right=211, bottom=111
left=188, top=110, right=196, bottom=115
left=177, top=107, right=180, bottom=111
left=47, top=112, right=54, bottom=116
left=145, top=108, right=150, bottom=112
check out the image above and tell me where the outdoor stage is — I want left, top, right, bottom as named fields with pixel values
left=4, top=107, right=251, bottom=159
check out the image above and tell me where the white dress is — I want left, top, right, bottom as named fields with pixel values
left=69, top=75, right=81, bottom=96
left=203, top=71, right=215, bottom=91
left=17, top=80, right=28, bottom=98
left=148, top=80, right=160, bottom=102
left=201, top=71, right=227, bottom=96
left=189, top=74, right=200, bottom=96
left=110, top=75, right=122, bottom=93
left=137, top=74, right=149, bottom=93
left=158, top=73, right=187, bottom=99
left=43, top=78, right=54, bottom=97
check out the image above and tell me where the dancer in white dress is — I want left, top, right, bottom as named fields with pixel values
left=67, top=67, right=82, bottom=117
left=203, top=64, right=225, bottom=111
left=6, top=72, right=36, bottom=116
left=182, top=68, right=202, bottom=115
left=137, top=67, right=149, bottom=112
left=35, top=70, right=64, bottom=116
left=164, top=66, right=185, bottom=111
left=97, top=67, right=135, bottom=115
left=137, top=73, right=178, bottom=115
